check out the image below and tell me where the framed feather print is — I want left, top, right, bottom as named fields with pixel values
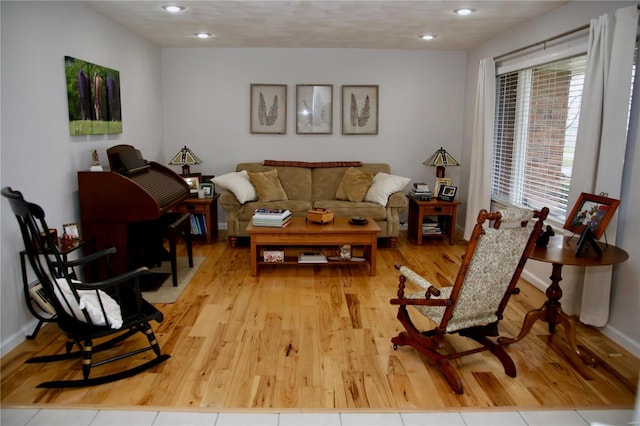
left=341, top=85, right=378, bottom=135
left=250, top=84, right=287, bottom=134
left=296, top=84, right=333, bottom=134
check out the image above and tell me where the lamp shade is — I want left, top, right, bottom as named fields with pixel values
left=423, top=147, right=459, bottom=178
left=169, top=146, right=202, bottom=174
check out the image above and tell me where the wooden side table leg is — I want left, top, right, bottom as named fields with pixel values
left=555, top=308, right=598, bottom=366
left=498, top=304, right=548, bottom=346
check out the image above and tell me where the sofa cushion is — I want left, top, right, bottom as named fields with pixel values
left=212, top=170, right=257, bottom=204
left=238, top=163, right=312, bottom=200
left=336, top=167, right=374, bottom=202
left=248, top=169, right=288, bottom=202
left=365, top=172, right=411, bottom=205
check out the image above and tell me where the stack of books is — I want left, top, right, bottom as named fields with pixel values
left=409, top=183, right=432, bottom=200
left=422, top=219, right=442, bottom=235
left=252, top=208, right=293, bottom=227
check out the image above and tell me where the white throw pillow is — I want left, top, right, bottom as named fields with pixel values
left=364, top=172, right=411, bottom=205
left=212, top=170, right=257, bottom=204
left=54, top=278, right=123, bottom=329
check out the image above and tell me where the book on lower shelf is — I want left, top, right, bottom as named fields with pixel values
left=298, top=251, right=328, bottom=263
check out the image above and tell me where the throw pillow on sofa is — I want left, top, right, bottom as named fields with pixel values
left=336, top=167, right=374, bottom=202
left=248, top=169, right=288, bottom=202
left=365, top=172, right=411, bottom=205
left=212, top=170, right=258, bottom=204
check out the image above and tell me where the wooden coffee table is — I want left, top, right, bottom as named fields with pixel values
left=246, top=217, right=381, bottom=276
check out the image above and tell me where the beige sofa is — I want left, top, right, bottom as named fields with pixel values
left=218, top=161, right=409, bottom=247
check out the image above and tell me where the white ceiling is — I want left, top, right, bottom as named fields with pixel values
left=84, top=1, right=568, bottom=50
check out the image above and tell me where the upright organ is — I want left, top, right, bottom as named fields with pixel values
left=77, top=145, right=189, bottom=277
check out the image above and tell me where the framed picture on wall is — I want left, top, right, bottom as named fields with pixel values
left=64, top=56, right=122, bottom=135
left=341, top=85, right=379, bottom=135
left=250, top=84, right=287, bottom=134
left=296, top=84, right=333, bottom=134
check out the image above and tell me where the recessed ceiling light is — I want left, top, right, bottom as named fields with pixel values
left=454, top=8, right=476, bottom=16
left=419, top=34, right=437, bottom=41
left=195, top=32, right=213, bottom=39
left=162, top=5, right=185, bottom=13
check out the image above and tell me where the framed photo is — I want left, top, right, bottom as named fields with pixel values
left=250, top=84, right=287, bottom=134
left=341, top=85, right=379, bottom=135
left=182, top=173, right=201, bottom=194
left=296, top=84, right=333, bottom=134
left=199, top=182, right=214, bottom=198
left=564, top=192, right=620, bottom=239
left=201, top=174, right=215, bottom=194
left=437, top=185, right=458, bottom=202
left=433, top=178, right=452, bottom=197
left=62, top=223, right=80, bottom=240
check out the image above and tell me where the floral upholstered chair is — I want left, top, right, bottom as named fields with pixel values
left=390, top=206, right=549, bottom=394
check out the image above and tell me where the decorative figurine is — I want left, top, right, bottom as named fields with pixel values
left=536, top=224, right=555, bottom=247
left=90, top=149, right=103, bottom=171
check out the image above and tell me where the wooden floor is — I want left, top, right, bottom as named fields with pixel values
left=1, top=231, right=638, bottom=410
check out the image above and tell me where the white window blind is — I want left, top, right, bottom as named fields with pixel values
left=492, top=54, right=587, bottom=223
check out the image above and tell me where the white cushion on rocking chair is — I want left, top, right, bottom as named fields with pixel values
left=54, top=278, right=123, bottom=329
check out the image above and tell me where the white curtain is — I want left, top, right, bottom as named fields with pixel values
left=464, top=58, right=495, bottom=240
left=566, top=5, right=638, bottom=326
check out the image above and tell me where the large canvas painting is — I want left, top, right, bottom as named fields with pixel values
left=65, top=56, right=122, bottom=135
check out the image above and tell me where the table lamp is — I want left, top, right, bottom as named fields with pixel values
left=169, top=145, right=202, bottom=175
left=423, top=147, right=460, bottom=178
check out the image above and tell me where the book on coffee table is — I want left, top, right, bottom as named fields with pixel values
left=298, top=251, right=328, bottom=263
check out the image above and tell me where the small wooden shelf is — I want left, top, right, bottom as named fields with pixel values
left=172, top=194, right=219, bottom=243
left=406, top=197, right=460, bottom=245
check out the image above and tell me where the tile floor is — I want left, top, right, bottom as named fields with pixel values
left=0, top=408, right=636, bottom=426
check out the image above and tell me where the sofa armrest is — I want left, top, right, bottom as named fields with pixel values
left=219, top=190, right=241, bottom=208
left=386, top=192, right=408, bottom=209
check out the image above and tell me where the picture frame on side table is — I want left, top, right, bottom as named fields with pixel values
left=62, top=223, right=80, bottom=240
left=341, top=85, right=378, bottom=135
left=201, top=175, right=216, bottom=194
left=437, top=185, right=458, bottom=202
left=182, top=173, right=201, bottom=195
left=296, top=84, right=333, bottom=134
left=200, top=182, right=214, bottom=198
left=563, top=192, right=620, bottom=240
left=433, top=178, right=452, bottom=197
left=250, top=84, right=287, bottom=134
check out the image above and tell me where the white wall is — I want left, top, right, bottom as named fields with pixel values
left=461, top=1, right=640, bottom=355
left=161, top=47, right=466, bottom=192
left=0, top=1, right=164, bottom=355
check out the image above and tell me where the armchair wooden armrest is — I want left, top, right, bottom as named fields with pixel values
left=392, top=262, right=443, bottom=301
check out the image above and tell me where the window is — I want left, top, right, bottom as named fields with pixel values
left=492, top=55, right=587, bottom=223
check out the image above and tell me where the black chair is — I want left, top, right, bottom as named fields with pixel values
left=2, top=187, right=170, bottom=388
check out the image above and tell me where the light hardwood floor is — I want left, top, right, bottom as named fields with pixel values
left=1, top=231, right=637, bottom=410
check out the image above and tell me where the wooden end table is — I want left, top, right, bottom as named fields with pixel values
left=173, top=193, right=219, bottom=243
left=498, top=235, right=629, bottom=366
left=246, top=217, right=381, bottom=276
left=406, top=197, right=460, bottom=245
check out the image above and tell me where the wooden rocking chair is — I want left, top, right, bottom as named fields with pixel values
left=390, top=206, right=548, bottom=394
left=2, top=187, right=170, bottom=388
